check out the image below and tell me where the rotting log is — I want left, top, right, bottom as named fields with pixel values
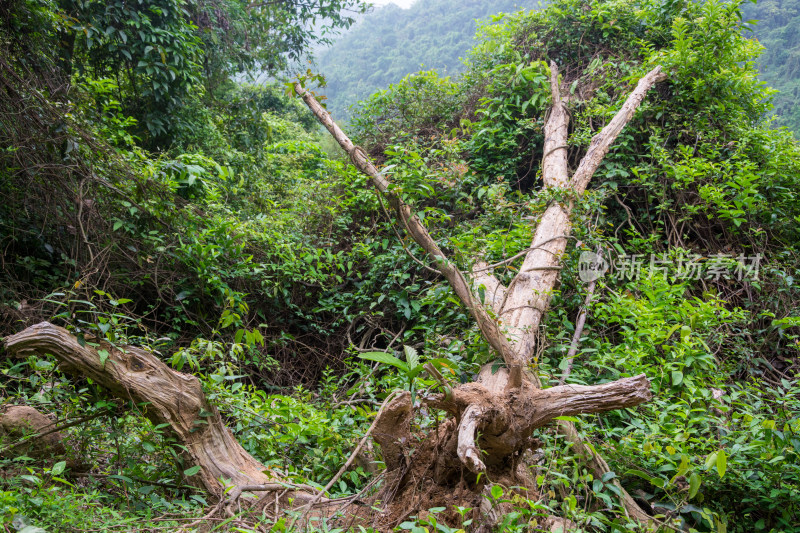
left=3, top=322, right=318, bottom=505
left=0, top=405, right=66, bottom=461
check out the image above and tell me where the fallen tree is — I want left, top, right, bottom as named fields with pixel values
left=295, top=61, right=667, bottom=527
left=3, top=322, right=322, bottom=513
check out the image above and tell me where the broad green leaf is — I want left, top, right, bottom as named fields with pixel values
left=676, top=454, right=690, bottom=477
left=51, top=461, right=66, bottom=476
left=680, top=325, right=692, bottom=343
left=672, top=370, right=684, bottom=386
left=403, top=345, right=420, bottom=370
left=662, top=323, right=682, bottom=344
left=689, top=472, right=701, bottom=499
left=358, top=351, right=408, bottom=373
left=705, top=451, right=718, bottom=471
left=98, top=349, right=110, bottom=369
left=407, top=365, right=425, bottom=379
left=554, top=416, right=581, bottom=423
left=716, top=449, right=727, bottom=478
left=184, top=465, right=201, bottom=477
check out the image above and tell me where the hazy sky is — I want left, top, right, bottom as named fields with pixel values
left=371, top=0, right=417, bottom=8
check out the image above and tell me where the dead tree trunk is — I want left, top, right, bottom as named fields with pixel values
left=3, top=322, right=319, bottom=506
left=296, top=62, right=666, bottom=525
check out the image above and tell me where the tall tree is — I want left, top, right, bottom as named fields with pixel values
left=51, top=0, right=367, bottom=141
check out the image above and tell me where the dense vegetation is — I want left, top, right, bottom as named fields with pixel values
left=318, top=0, right=800, bottom=134
left=1, top=0, right=799, bottom=532
left=315, top=0, right=543, bottom=120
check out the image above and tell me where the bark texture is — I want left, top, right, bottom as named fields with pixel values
left=427, top=370, right=651, bottom=473
left=3, top=322, right=316, bottom=504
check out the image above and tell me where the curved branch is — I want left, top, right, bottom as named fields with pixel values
left=457, top=404, right=487, bottom=473
left=570, top=66, right=666, bottom=194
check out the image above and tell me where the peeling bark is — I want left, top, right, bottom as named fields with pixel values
left=456, top=404, right=487, bottom=473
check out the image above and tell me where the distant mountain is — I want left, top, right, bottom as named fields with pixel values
left=744, top=0, right=800, bottom=135
left=314, top=0, right=542, bottom=121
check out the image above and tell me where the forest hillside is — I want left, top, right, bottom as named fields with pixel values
left=317, top=0, right=800, bottom=133
left=1, top=0, right=799, bottom=532
left=315, top=0, right=543, bottom=120
left=743, top=0, right=800, bottom=134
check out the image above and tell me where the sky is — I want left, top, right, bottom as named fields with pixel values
left=371, top=0, right=417, bottom=8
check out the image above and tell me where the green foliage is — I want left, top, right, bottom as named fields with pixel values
left=466, top=57, right=550, bottom=187
left=62, top=0, right=204, bottom=139
left=204, top=377, right=376, bottom=493
left=3, top=0, right=800, bottom=530
left=316, top=0, right=543, bottom=121
left=350, top=70, right=465, bottom=149
left=190, top=0, right=367, bottom=91
left=348, top=0, right=800, bottom=529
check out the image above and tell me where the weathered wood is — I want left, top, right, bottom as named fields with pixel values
left=500, top=65, right=664, bottom=371
left=0, top=405, right=65, bottom=461
left=3, top=322, right=317, bottom=504
left=433, top=373, right=652, bottom=473
left=471, top=262, right=506, bottom=315
left=500, top=203, right=571, bottom=366
left=457, top=404, right=487, bottom=473
left=495, top=63, right=664, bottom=522
left=297, top=63, right=667, bottom=525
